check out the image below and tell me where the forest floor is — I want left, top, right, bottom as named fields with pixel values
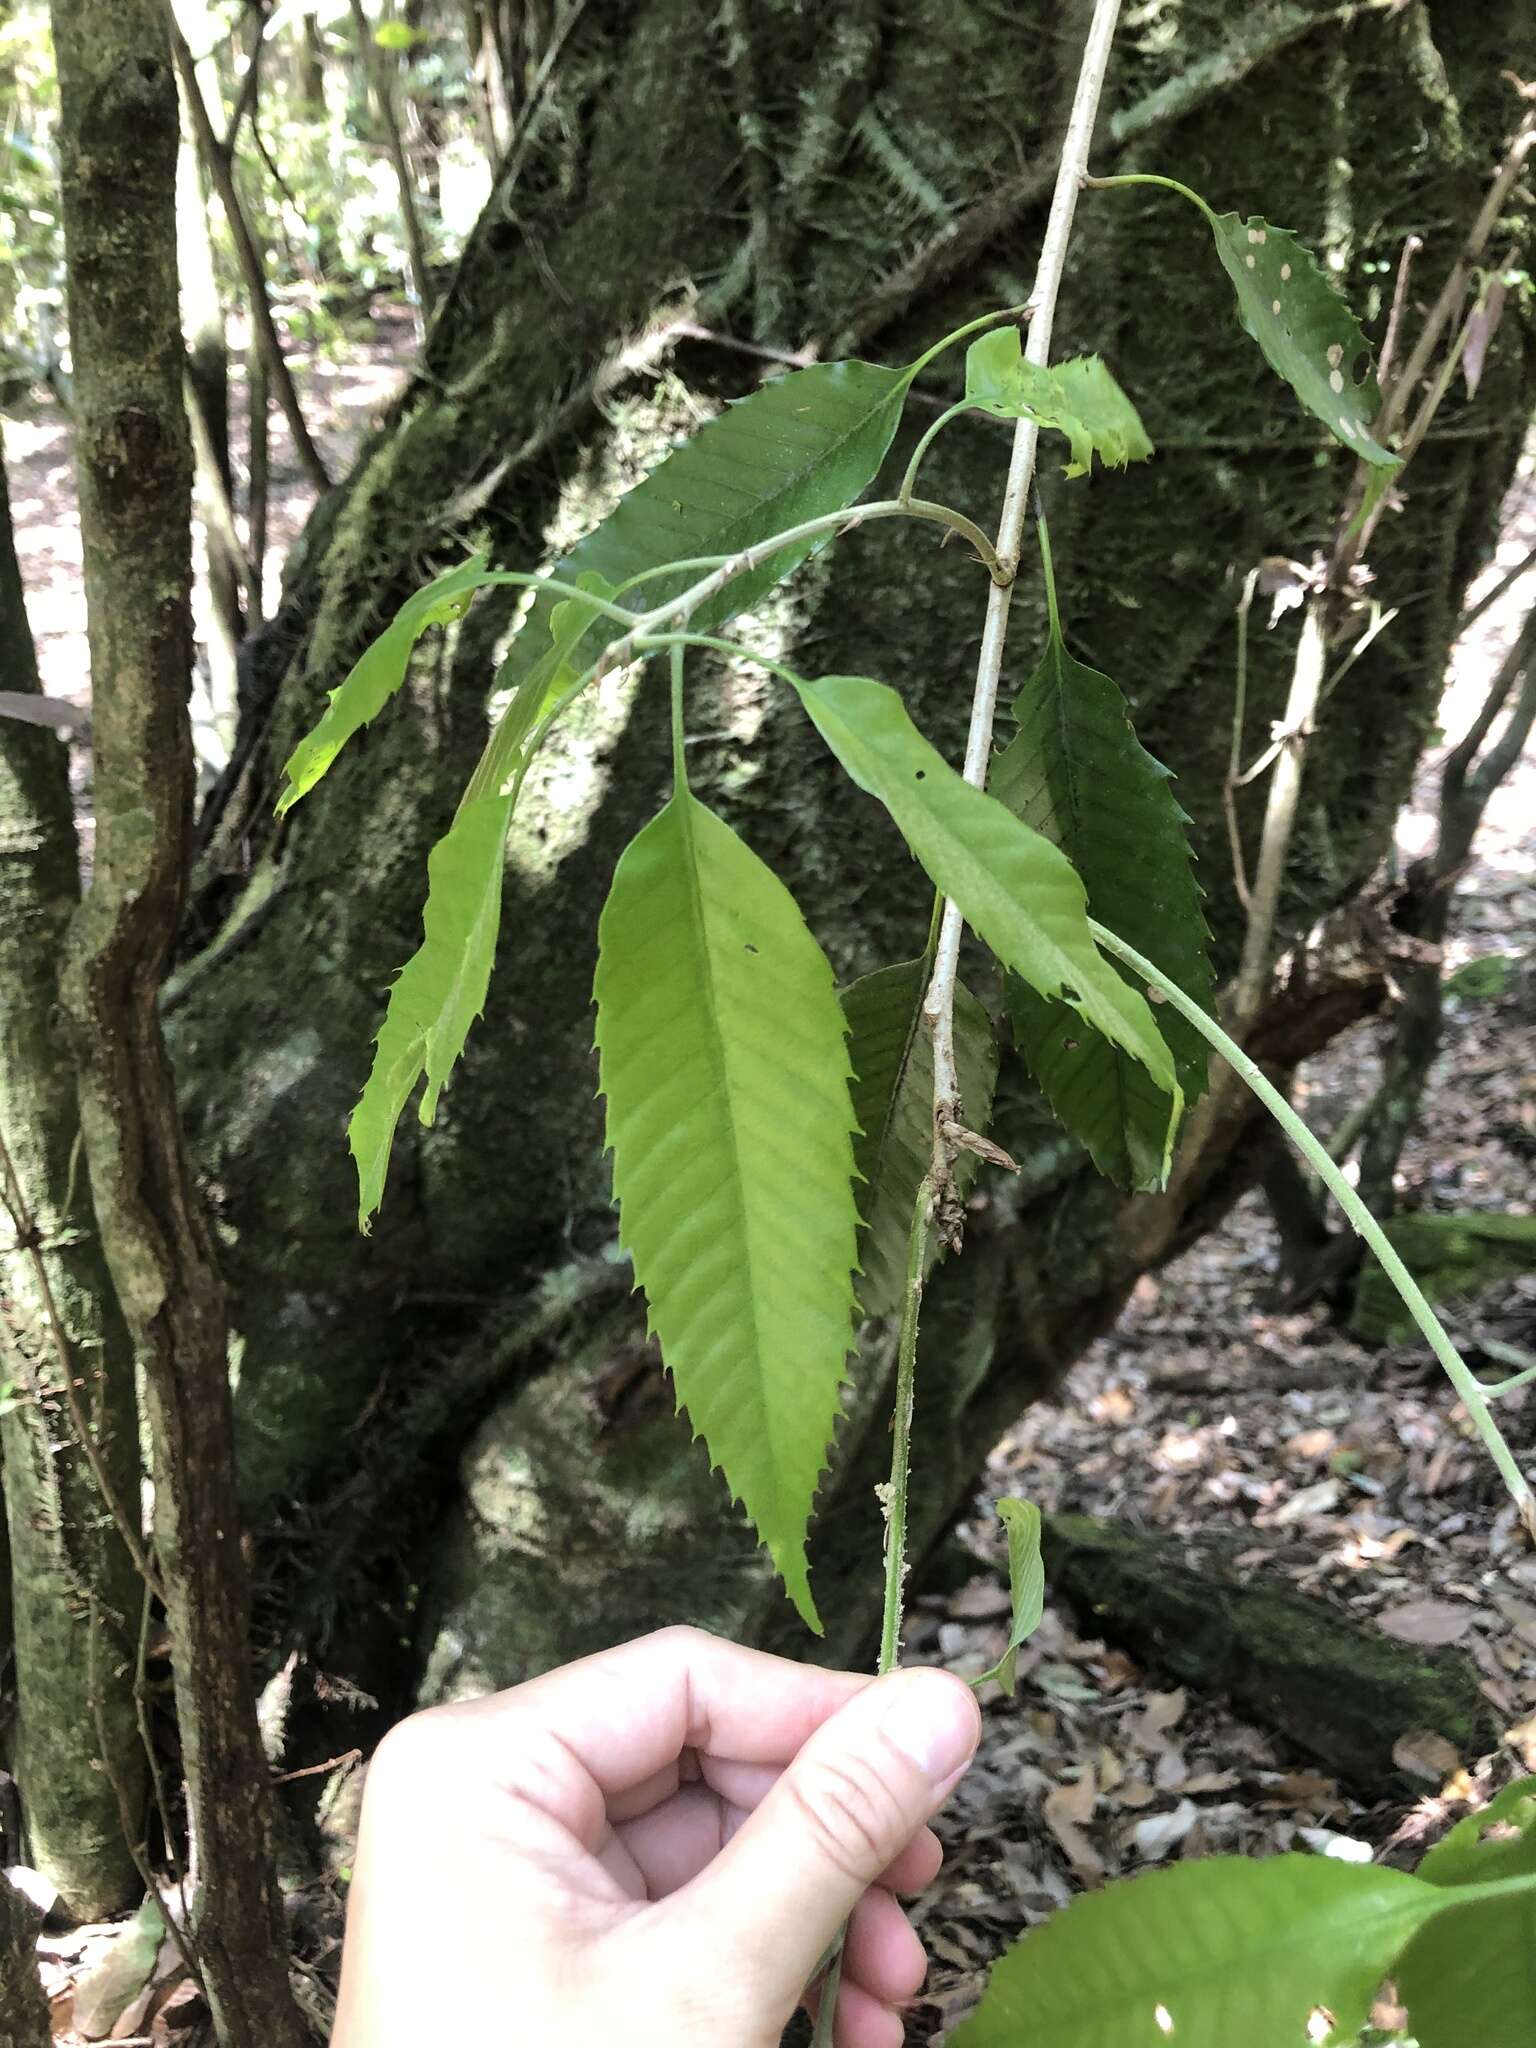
left=10, top=328, right=1535, bottom=2044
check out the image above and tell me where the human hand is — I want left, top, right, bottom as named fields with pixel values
left=331, top=1625, right=981, bottom=2048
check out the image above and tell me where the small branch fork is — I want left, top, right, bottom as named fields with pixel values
left=920, top=0, right=1124, bottom=1240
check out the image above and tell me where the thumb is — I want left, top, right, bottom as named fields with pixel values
left=678, top=1666, right=980, bottom=2010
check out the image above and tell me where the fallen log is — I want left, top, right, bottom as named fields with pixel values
left=1039, top=1512, right=1497, bottom=1797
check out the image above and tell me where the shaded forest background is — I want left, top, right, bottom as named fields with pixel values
left=1, top=1, right=1535, bottom=2041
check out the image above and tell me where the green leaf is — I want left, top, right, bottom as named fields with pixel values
left=1396, top=1782, right=1536, bottom=2048
left=494, top=360, right=912, bottom=734
left=793, top=675, right=1180, bottom=1137
left=965, top=331, right=1153, bottom=477
left=593, top=790, right=860, bottom=1631
left=972, top=1499, right=1044, bottom=1696
left=1205, top=211, right=1398, bottom=472
left=992, top=606, right=1212, bottom=1192
left=950, top=1855, right=1443, bottom=2048
left=842, top=959, right=997, bottom=1319
left=277, top=552, right=489, bottom=814
left=350, top=792, right=511, bottom=1227
left=1417, top=1780, right=1536, bottom=1889
left=373, top=20, right=424, bottom=47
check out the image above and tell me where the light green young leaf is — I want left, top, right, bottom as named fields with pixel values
left=992, top=587, right=1212, bottom=1192
left=842, top=959, right=997, bottom=1319
left=593, top=790, right=860, bottom=1632
left=950, top=1855, right=1444, bottom=2048
left=277, top=552, right=489, bottom=814
left=1205, top=211, right=1398, bottom=472
left=350, top=792, right=512, bottom=1228
left=1396, top=1780, right=1536, bottom=2048
left=793, top=675, right=1180, bottom=1134
left=965, top=331, right=1153, bottom=477
left=972, top=1499, right=1044, bottom=1696
left=492, top=360, right=913, bottom=749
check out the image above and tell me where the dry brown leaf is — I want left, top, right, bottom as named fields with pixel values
left=1112, top=1779, right=1158, bottom=1809
left=1376, top=1599, right=1475, bottom=1645
left=1128, top=1688, right=1187, bottom=1748
left=1391, top=1730, right=1462, bottom=1783
left=1505, top=1711, right=1536, bottom=1769
left=1261, top=1772, right=1339, bottom=1808
left=947, top=1578, right=1015, bottom=1620
left=1043, top=1772, right=1104, bottom=1879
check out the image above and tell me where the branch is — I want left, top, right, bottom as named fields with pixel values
left=167, top=6, right=331, bottom=494
left=920, top=0, right=1124, bottom=1234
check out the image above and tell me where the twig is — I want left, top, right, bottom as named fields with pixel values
left=272, top=1748, right=362, bottom=1786
left=346, top=0, right=435, bottom=335
left=1374, top=232, right=1421, bottom=391
left=920, top=0, right=1124, bottom=1231
left=1223, top=566, right=1261, bottom=910
left=1457, top=540, right=1536, bottom=639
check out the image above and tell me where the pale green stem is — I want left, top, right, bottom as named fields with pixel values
left=813, top=1176, right=933, bottom=2048
left=1084, top=169, right=1216, bottom=222
left=880, top=1177, right=933, bottom=1670
left=899, top=400, right=978, bottom=504
left=1089, top=919, right=1536, bottom=1534
left=668, top=643, right=688, bottom=793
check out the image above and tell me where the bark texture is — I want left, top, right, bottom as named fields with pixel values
left=0, top=428, right=145, bottom=1919
left=168, top=0, right=1536, bottom=1695
left=0, top=1871, right=48, bottom=2048
left=48, top=5, right=303, bottom=2039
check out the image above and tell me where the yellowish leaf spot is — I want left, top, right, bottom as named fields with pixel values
left=1329, top=369, right=1344, bottom=393
left=1154, top=2005, right=1175, bottom=2036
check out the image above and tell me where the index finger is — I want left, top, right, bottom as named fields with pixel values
left=437, top=1624, right=872, bottom=1801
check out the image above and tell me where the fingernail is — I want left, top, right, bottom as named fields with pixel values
left=882, top=1671, right=981, bottom=1783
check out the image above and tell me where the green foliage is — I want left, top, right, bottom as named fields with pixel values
left=794, top=673, right=1180, bottom=1145
left=1445, top=952, right=1516, bottom=1001
left=1396, top=1781, right=1536, bottom=2048
left=842, top=959, right=997, bottom=1319
left=277, top=553, right=490, bottom=814
left=350, top=792, right=511, bottom=1228
left=964, top=331, right=1153, bottom=476
left=971, top=1499, right=1044, bottom=1696
left=993, top=522, right=1211, bottom=1191
left=489, top=360, right=912, bottom=762
left=1205, top=210, right=1398, bottom=471
left=593, top=788, right=860, bottom=1631
left=950, top=1855, right=1447, bottom=2048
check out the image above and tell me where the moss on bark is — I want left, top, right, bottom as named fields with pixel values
left=0, top=425, right=144, bottom=1919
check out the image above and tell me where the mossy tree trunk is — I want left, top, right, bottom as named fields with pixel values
left=48, top=4, right=304, bottom=2038
left=172, top=0, right=1536, bottom=1696
left=0, top=426, right=145, bottom=1920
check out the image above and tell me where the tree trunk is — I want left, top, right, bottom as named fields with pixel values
left=172, top=0, right=1536, bottom=1699
left=47, top=7, right=304, bottom=2042
left=0, top=426, right=145, bottom=1920
left=0, top=1871, right=48, bottom=2048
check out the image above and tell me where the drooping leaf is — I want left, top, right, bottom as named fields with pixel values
left=350, top=792, right=512, bottom=1227
left=1204, top=210, right=1398, bottom=472
left=965, top=330, right=1153, bottom=477
left=793, top=675, right=1180, bottom=1141
left=1396, top=1781, right=1536, bottom=2048
left=492, top=360, right=913, bottom=749
left=992, top=608, right=1212, bottom=1192
left=593, top=790, right=859, bottom=1631
left=842, top=959, right=997, bottom=1319
left=277, top=552, right=489, bottom=813
left=949, top=1855, right=1444, bottom=2048
left=972, top=1498, right=1044, bottom=1696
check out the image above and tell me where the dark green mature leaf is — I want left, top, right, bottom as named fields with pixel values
left=1397, top=1781, right=1536, bottom=2048
left=950, top=1855, right=1442, bottom=2048
left=795, top=676, right=1179, bottom=1143
left=965, top=331, right=1153, bottom=477
left=277, top=552, right=489, bottom=813
left=593, top=790, right=859, bottom=1632
left=350, top=792, right=512, bottom=1227
left=993, top=619, right=1212, bottom=1191
left=972, top=1499, right=1044, bottom=1696
left=842, top=960, right=997, bottom=1319
left=494, top=360, right=912, bottom=738
left=1206, top=211, right=1397, bottom=472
